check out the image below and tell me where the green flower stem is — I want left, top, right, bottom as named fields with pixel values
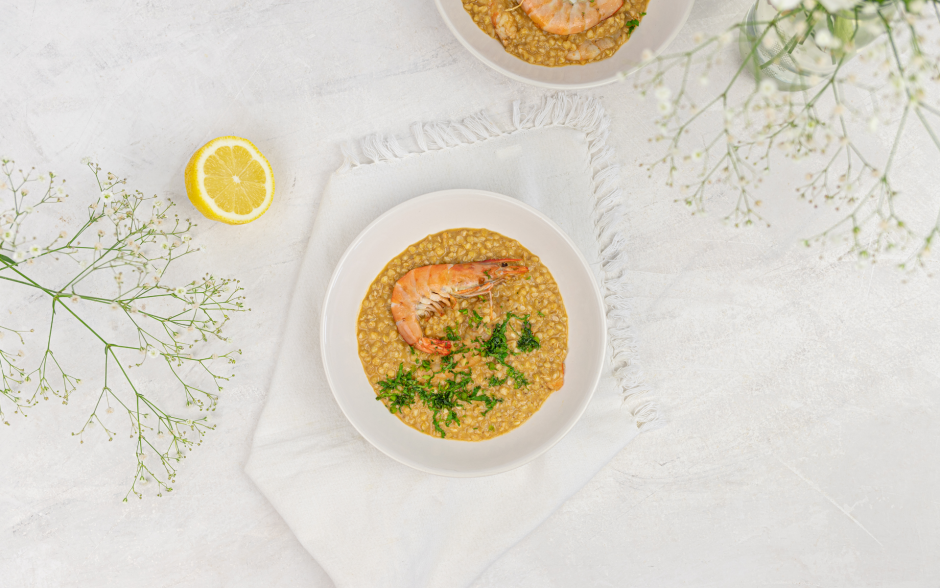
left=1, top=161, right=246, bottom=498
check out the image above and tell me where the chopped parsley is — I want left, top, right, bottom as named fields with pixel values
left=376, top=363, right=502, bottom=438
left=516, top=315, right=541, bottom=353
left=377, top=305, right=547, bottom=435
left=459, top=308, right=485, bottom=329
left=505, top=364, right=529, bottom=389
left=480, top=317, right=511, bottom=363
left=479, top=313, right=536, bottom=388
left=626, top=13, right=645, bottom=34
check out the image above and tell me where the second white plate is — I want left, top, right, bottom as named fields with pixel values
left=434, top=0, right=695, bottom=89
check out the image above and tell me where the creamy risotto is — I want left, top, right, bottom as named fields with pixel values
left=463, top=0, right=650, bottom=67
left=356, top=228, right=568, bottom=441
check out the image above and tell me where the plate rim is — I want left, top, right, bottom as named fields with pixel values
left=319, top=189, right=607, bottom=477
left=433, top=0, right=696, bottom=89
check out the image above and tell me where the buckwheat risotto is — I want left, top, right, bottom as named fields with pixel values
left=464, top=0, right=650, bottom=67
left=356, top=228, right=568, bottom=440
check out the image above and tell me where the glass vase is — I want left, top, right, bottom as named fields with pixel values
left=739, top=0, right=888, bottom=91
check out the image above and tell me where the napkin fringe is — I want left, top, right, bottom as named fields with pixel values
left=337, top=95, right=661, bottom=431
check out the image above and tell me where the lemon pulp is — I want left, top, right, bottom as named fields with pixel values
left=184, top=136, right=274, bottom=224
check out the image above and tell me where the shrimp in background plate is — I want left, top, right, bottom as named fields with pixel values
left=490, top=0, right=518, bottom=45
left=521, top=0, right=624, bottom=35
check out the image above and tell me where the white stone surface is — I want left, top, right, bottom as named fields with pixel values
left=2, top=0, right=938, bottom=586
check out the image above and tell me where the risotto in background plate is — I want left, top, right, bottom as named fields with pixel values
left=463, top=0, right=651, bottom=67
left=357, top=229, right=569, bottom=441
left=435, top=0, right=694, bottom=89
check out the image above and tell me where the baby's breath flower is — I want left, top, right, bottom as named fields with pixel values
left=758, top=79, right=777, bottom=97
left=637, top=5, right=940, bottom=266
left=4, top=158, right=246, bottom=500
left=818, top=0, right=861, bottom=12
left=813, top=29, right=842, bottom=49
left=174, top=286, right=186, bottom=296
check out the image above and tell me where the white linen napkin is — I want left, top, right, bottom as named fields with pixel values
left=245, top=94, right=658, bottom=588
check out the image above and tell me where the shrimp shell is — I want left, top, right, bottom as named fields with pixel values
left=520, top=0, right=624, bottom=36
left=390, top=259, right=529, bottom=355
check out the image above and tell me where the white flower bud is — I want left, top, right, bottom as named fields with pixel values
left=758, top=79, right=777, bottom=97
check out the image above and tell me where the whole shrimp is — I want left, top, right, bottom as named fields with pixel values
left=520, top=0, right=623, bottom=36
left=390, top=259, right=529, bottom=355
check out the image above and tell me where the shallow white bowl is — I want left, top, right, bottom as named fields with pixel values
left=434, top=0, right=695, bottom=89
left=320, top=190, right=606, bottom=477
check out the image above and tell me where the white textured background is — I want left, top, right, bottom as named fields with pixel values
left=2, top=0, right=939, bottom=586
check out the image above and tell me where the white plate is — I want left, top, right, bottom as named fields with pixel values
left=434, top=0, right=695, bottom=89
left=320, top=190, right=607, bottom=477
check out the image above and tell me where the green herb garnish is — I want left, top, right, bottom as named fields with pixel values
left=376, top=363, right=503, bottom=438
left=480, top=317, right=511, bottom=363
left=489, top=374, right=508, bottom=387
left=505, top=364, right=529, bottom=389
left=459, top=308, right=485, bottom=328
left=516, top=315, right=541, bottom=353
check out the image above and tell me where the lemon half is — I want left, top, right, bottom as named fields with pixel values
left=184, top=136, right=274, bottom=224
